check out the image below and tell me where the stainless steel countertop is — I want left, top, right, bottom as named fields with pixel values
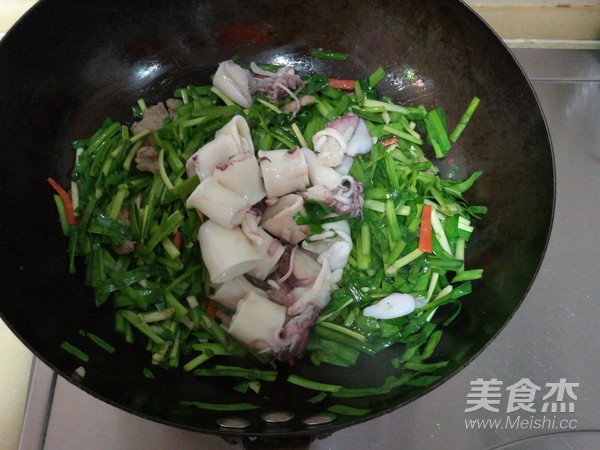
left=19, top=48, right=600, bottom=450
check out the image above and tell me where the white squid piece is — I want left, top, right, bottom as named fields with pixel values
left=302, top=220, right=352, bottom=283
left=213, top=153, right=266, bottom=205
left=312, top=113, right=373, bottom=168
left=186, top=177, right=250, bottom=229
left=287, top=258, right=333, bottom=316
left=363, top=293, right=416, bottom=320
left=211, top=276, right=267, bottom=311
left=246, top=228, right=286, bottom=281
left=290, top=248, right=323, bottom=285
left=261, top=194, right=310, bottom=245
left=227, top=291, right=287, bottom=351
left=185, top=134, right=241, bottom=179
left=185, top=115, right=254, bottom=179
left=215, top=114, right=254, bottom=154
left=258, top=147, right=309, bottom=198
left=301, top=147, right=343, bottom=190
left=212, top=60, right=253, bottom=108
left=198, top=220, right=262, bottom=283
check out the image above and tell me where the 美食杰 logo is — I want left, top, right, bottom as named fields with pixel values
left=464, top=378, right=579, bottom=431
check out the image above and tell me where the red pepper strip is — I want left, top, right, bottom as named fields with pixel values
left=206, top=299, right=218, bottom=319
left=172, top=229, right=183, bottom=250
left=47, top=177, right=77, bottom=225
left=418, top=204, right=433, bottom=253
left=328, top=78, right=356, bottom=91
left=380, top=136, right=399, bottom=147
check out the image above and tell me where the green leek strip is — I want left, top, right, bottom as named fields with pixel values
left=404, top=360, right=449, bottom=372
left=424, top=108, right=452, bottom=158
left=183, top=352, right=214, bottom=372
left=386, top=248, right=424, bottom=274
left=308, top=392, right=329, bottom=404
left=180, top=401, right=260, bottom=411
left=256, top=97, right=282, bottom=114
left=145, top=210, right=184, bottom=251
left=426, top=272, right=440, bottom=301
left=318, top=321, right=366, bottom=342
left=158, top=150, right=174, bottom=189
left=160, top=236, right=181, bottom=259
left=328, top=404, right=372, bottom=416
left=164, top=291, right=188, bottom=320
left=291, top=122, right=309, bottom=148
left=363, top=99, right=409, bottom=115
left=209, top=86, right=235, bottom=106
left=193, top=365, right=277, bottom=381
left=130, top=129, right=151, bottom=144
left=107, top=187, right=128, bottom=220
left=311, top=48, right=349, bottom=61
left=420, top=330, right=444, bottom=360
left=119, top=310, right=165, bottom=345
left=179, top=116, right=209, bottom=129
left=143, top=368, right=155, bottom=379
left=52, top=195, right=69, bottom=235
left=354, top=80, right=365, bottom=105
left=455, top=238, right=466, bottom=262
left=367, top=67, right=387, bottom=88
left=382, top=124, right=423, bottom=145
left=364, top=199, right=385, bottom=213
left=60, top=341, right=89, bottom=362
left=385, top=199, right=402, bottom=242
left=80, top=331, right=116, bottom=354
left=140, top=309, right=175, bottom=323
left=287, top=374, right=343, bottom=393
left=430, top=208, right=452, bottom=255
left=444, top=171, right=483, bottom=197
left=451, top=269, right=483, bottom=283
left=450, top=97, right=481, bottom=142
left=355, top=224, right=371, bottom=270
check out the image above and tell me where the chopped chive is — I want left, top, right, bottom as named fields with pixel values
left=364, top=99, right=409, bottom=115
left=382, top=124, right=423, bottom=145
left=367, top=67, right=387, bottom=88
left=180, top=401, right=260, bottom=411
left=193, top=365, right=277, bottom=381
left=328, top=404, right=372, bottom=416
left=83, top=332, right=116, bottom=354
left=143, top=368, right=156, bottom=379
left=311, top=48, right=349, bottom=61
left=52, top=195, right=70, bottom=235
left=386, top=248, right=424, bottom=274
left=287, top=374, right=343, bottom=392
left=450, top=97, right=480, bottom=142
left=60, top=341, right=89, bottom=362
left=451, top=269, right=483, bottom=283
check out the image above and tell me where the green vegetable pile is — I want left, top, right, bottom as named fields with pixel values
left=52, top=58, right=484, bottom=410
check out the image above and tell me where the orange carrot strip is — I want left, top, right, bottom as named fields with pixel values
left=172, top=229, right=183, bottom=250
left=328, top=78, right=356, bottom=91
left=206, top=299, right=218, bottom=319
left=380, top=136, right=399, bottom=147
left=47, top=177, right=76, bottom=225
left=418, top=204, right=433, bottom=253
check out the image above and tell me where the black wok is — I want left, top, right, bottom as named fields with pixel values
left=0, top=0, right=554, bottom=447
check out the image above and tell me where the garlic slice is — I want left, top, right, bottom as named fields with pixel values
left=363, top=293, right=416, bottom=320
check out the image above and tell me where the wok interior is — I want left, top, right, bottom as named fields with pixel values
left=0, top=0, right=553, bottom=438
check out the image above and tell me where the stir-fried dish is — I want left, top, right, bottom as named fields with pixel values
left=49, top=57, right=484, bottom=404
